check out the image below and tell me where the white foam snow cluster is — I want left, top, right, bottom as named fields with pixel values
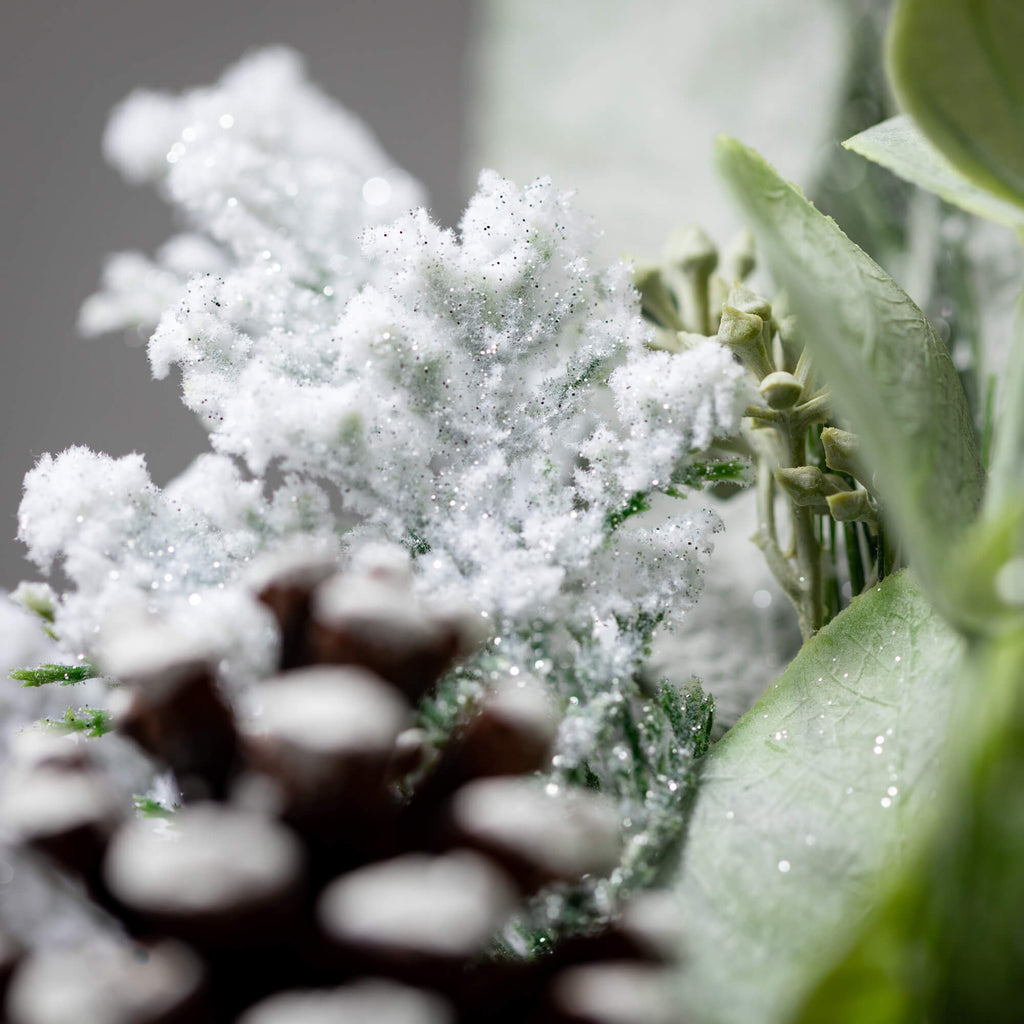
left=16, top=52, right=752, bottom=891
left=209, top=169, right=747, bottom=653
left=18, top=448, right=333, bottom=670
left=79, top=47, right=424, bottom=338
left=50, top=53, right=749, bottom=672
left=603, top=346, right=747, bottom=495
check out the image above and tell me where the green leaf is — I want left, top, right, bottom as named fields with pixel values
left=938, top=303, right=1024, bottom=634
left=10, top=583, right=56, bottom=623
left=796, top=626, right=1024, bottom=1022
left=133, top=795, right=176, bottom=818
left=715, top=138, right=984, bottom=619
left=888, top=0, right=1024, bottom=211
left=603, top=491, right=652, bottom=532
left=673, top=456, right=749, bottom=491
left=986, top=297, right=1024, bottom=517
left=10, top=662, right=97, bottom=687
left=670, top=572, right=964, bottom=1024
left=943, top=499, right=1024, bottom=635
left=844, top=116, right=1024, bottom=232
left=46, top=706, right=112, bottom=738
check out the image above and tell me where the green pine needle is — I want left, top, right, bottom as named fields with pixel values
left=658, top=678, right=714, bottom=758
left=403, top=530, right=432, bottom=556
left=604, top=492, right=652, bottom=532
left=133, top=795, right=177, bottom=818
left=10, top=662, right=97, bottom=687
left=673, top=457, right=749, bottom=490
left=46, top=706, right=112, bottom=738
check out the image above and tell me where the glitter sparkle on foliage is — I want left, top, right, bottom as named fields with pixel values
left=14, top=48, right=750, bottom=909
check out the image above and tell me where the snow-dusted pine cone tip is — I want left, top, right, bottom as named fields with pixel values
left=1, top=557, right=681, bottom=1024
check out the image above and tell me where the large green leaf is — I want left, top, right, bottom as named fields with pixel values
left=715, top=137, right=984, bottom=619
left=795, top=626, right=1024, bottom=1023
left=671, top=572, right=964, bottom=1024
left=888, top=0, right=1024, bottom=211
left=844, top=115, right=1024, bottom=233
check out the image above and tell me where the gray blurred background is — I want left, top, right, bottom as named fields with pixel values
left=0, top=0, right=474, bottom=585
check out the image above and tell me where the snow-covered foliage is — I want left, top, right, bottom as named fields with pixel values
left=14, top=49, right=751, bottom=900
left=23, top=49, right=750, bottom=667
left=0, top=595, right=86, bottom=764
left=79, top=47, right=423, bottom=338
left=18, top=448, right=331, bottom=670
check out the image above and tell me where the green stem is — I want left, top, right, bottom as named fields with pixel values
left=753, top=530, right=802, bottom=604
left=844, top=520, right=866, bottom=597
left=791, top=391, right=832, bottom=431
left=744, top=404, right=782, bottom=423
left=825, top=514, right=840, bottom=623
left=787, top=425, right=824, bottom=639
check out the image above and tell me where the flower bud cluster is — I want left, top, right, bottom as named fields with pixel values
left=632, top=230, right=886, bottom=637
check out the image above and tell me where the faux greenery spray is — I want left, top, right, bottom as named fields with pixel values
left=3, top=0, right=1024, bottom=1020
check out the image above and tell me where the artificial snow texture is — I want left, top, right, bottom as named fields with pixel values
left=27, top=50, right=750, bottom=682
left=13, top=49, right=751, bottom=912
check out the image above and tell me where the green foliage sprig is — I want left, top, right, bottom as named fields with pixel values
left=45, top=706, right=112, bottom=738
left=636, top=230, right=896, bottom=639
left=10, top=663, right=96, bottom=687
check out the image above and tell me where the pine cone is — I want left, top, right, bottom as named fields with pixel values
left=1, top=558, right=681, bottom=1024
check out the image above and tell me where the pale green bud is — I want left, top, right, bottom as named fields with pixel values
left=633, top=262, right=683, bottom=331
left=646, top=327, right=686, bottom=353
left=708, top=274, right=730, bottom=328
left=664, top=226, right=718, bottom=334
left=718, top=305, right=773, bottom=380
left=775, top=466, right=848, bottom=509
left=663, top=225, right=718, bottom=277
left=725, top=281, right=771, bottom=322
left=826, top=489, right=878, bottom=524
left=676, top=330, right=714, bottom=351
left=821, top=427, right=861, bottom=479
left=723, top=227, right=756, bottom=282
left=758, top=371, right=803, bottom=410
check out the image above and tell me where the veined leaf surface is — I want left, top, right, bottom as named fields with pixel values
left=672, top=572, right=964, bottom=1024
left=844, top=115, right=1024, bottom=233
left=888, top=0, right=1024, bottom=211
